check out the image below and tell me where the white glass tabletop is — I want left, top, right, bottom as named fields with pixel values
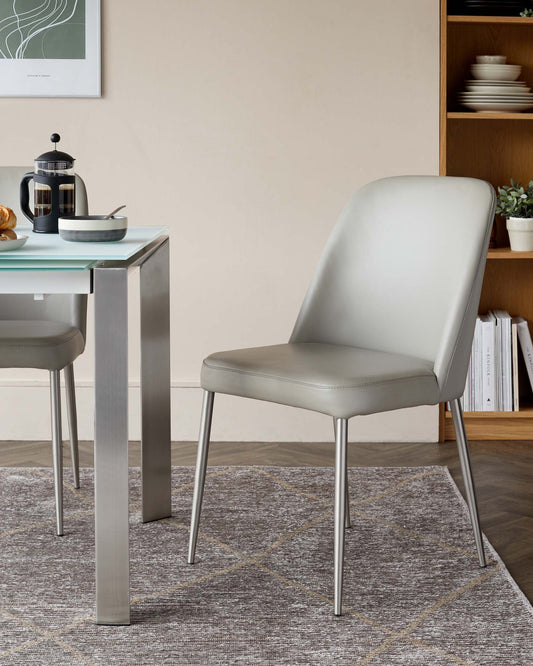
left=0, top=260, right=96, bottom=271
left=0, top=226, right=167, bottom=262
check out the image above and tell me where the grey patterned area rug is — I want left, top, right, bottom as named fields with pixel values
left=1, top=466, right=532, bottom=665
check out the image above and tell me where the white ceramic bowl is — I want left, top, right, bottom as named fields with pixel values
left=466, top=79, right=526, bottom=86
left=460, top=100, right=533, bottom=112
left=471, top=64, right=521, bottom=81
left=476, top=55, right=506, bottom=64
left=465, top=85, right=531, bottom=93
left=58, top=216, right=128, bottom=242
left=0, top=234, right=28, bottom=252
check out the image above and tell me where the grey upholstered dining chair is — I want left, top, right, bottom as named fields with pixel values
left=0, top=166, right=88, bottom=536
left=188, top=176, right=495, bottom=615
left=188, top=175, right=496, bottom=616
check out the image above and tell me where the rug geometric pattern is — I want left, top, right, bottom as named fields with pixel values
left=0, top=466, right=532, bottom=665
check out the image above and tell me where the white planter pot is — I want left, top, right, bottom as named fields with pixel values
left=506, top=217, right=533, bottom=252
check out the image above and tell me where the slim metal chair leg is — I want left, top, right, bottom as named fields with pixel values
left=188, top=391, right=215, bottom=564
left=334, top=417, right=348, bottom=616
left=450, top=398, right=486, bottom=567
left=50, top=370, right=63, bottom=537
left=344, top=454, right=351, bottom=529
left=333, top=418, right=351, bottom=529
left=64, top=363, right=80, bottom=489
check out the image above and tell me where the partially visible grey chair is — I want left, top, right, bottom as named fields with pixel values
left=188, top=175, right=496, bottom=616
left=0, top=166, right=88, bottom=536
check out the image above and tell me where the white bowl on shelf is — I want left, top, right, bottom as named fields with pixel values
left=471, top=64, right=521, bottom=81
left=459, top=92, right=533, bottom=98
left=58, top=216, right=128, bottom=243
left=465, top=85, right=531, bottom=93
left=460, top=100, right=533, bottom=112
left=476, top=55, right=506, bottom=64
left=466, top=79, right=527, bottom=86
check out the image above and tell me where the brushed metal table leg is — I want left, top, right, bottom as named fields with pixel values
left=94, top=267, right=130, bottom=625
left=64, top=363, right=80, bottom=489
left=140, top=239, right=171, bottom=523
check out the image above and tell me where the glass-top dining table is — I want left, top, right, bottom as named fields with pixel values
left=0, top=226, right=171, bottom=625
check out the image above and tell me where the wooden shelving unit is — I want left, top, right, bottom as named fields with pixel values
left=440, top=1, right=533, bottom=441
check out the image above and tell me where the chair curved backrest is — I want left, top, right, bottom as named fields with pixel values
left=290, top=176, right=496, bottom=402
left=0, top=166, right=89, bottom=341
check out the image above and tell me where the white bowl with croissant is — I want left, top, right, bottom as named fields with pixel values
left=0, top=205, right=28, bottom=251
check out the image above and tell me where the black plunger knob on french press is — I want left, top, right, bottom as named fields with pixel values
left=20, top=133, right=76, bottom=234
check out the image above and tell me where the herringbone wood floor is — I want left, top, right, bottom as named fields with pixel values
left=1, top=439, right=532, bottom=603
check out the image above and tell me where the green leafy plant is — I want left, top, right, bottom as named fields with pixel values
left=496, top=179, right=533, bottom=218
left=520, top=8, right=533, bottom=16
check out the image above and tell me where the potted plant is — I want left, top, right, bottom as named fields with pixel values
left=496, top=179, right=533, bottom=251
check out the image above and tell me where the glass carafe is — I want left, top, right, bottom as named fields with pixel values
left=20, top=133, right=76, bottom=233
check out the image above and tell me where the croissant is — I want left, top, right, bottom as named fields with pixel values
left=0, top=205, right=16, bottom=230
left=0, top=228, right=17, bottom=241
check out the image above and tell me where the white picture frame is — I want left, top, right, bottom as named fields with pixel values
left=0, top=0, right=101, bottom=97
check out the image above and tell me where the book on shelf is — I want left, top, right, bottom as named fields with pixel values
left=459, top=310, right=520, bottom=413
left=479, top=313, right=495, bottom=411
left=474, top=317, right=482, bottom=411
left=512, top=320, right=519, bottom=412
left=514, top=317, right=533, bottom=393
left=492, top=310, right=512, bottom=412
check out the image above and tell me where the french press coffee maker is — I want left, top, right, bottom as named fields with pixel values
left=20, top=133, right=76, bottom=233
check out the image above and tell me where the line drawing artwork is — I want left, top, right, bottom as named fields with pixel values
left=0, top=0, right=85, bottom=60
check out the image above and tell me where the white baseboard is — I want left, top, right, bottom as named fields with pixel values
left=0, top=382, right=439, bottom=442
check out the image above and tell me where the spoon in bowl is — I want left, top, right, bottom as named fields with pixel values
left=104, top=205, right=126, bottom=220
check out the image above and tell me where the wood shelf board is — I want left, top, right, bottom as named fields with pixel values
left=444, top=414, right=533, bottom=440
left=448, top=112, right=533, bottom=120
left=488, top=247, right=533, bottom=259
left=444, top=406, right=533, bottom=419
left=448, top=16, right=533, bottom=25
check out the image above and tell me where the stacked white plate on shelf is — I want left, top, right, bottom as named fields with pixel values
left=458, top=56, right=533, bottom=113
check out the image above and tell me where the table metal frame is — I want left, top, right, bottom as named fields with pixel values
left=1, top=235, right=172, bottom=625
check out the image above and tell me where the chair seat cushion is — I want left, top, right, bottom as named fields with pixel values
left=201, top=343, right=440, bottom=418
left=0, top=321, right=85, bottom=370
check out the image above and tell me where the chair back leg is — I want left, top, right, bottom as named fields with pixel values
left=50, top=370, right=63, bottom=536
left=64, top=364, right=80, bottom=489
left=449, top=398, right=486, bottom=567
left=334, top=417, right=348, bottom=616
left=188, top=390, right=215, bottom=564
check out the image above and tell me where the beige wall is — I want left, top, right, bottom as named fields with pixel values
left=0, top=0, right=440, bottom=441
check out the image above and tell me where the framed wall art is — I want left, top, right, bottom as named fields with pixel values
left=0, top=0, right=100, bottom=97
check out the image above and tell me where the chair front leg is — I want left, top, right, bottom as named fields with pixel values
left=188, top=390, right=215, bottom=564
left=344, top=466, right=351, bottom=529
left=334, top=417, right=348, bottom=616
left=50, top=370, right=63, bottom=536
left=450, top=398, right=486, bottom=567
left=64, top=363, right=80, bottom=489
left=333, top=418, right=351, bottom=529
